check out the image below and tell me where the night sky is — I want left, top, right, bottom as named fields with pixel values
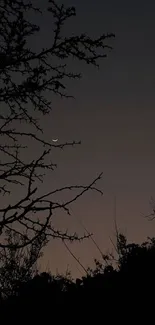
left=30, top=0, right=155, bottom=277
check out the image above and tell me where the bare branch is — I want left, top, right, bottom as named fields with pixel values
left=0, top=0, right=114, bottom=249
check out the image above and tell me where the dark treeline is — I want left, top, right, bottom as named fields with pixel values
left=1, top=233, right=155, bottom=321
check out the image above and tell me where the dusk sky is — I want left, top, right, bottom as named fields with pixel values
left=27, top=0, right=155, bottom=277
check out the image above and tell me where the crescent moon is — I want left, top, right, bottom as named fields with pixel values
left=52, top=139, right=58, bottom=142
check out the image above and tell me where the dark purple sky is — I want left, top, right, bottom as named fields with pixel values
left=30, top=0, right=155, bottom=277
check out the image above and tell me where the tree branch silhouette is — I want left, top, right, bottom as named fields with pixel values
left=0, top=0, right=114, bottom=249
left=0, top=229, right=47, bottom=298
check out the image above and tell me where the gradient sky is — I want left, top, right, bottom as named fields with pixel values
left=25, top=0, right=155, bottom=277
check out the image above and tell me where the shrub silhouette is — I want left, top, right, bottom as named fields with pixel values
left=1, top=233, right=155, bottom=320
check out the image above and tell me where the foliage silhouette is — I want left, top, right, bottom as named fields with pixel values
left=1, top=231, right=155, bottom=320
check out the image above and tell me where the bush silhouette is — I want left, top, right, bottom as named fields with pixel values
left=1, top=233, right=155, bottom=320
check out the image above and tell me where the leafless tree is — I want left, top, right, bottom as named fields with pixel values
left=0, top=229, right=47, bottom=298
left=0, top=0, right=114, bottom=250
